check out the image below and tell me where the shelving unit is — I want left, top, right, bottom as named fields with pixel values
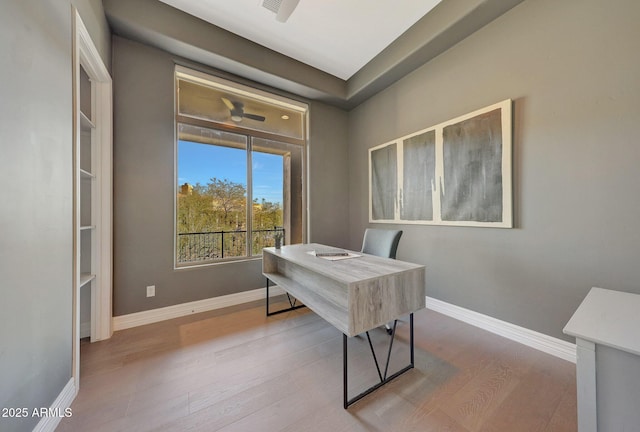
left=72, top=7, right=113, bottom=390
left=77, top=66, right=97, bottom=341
left=79, top=273, right=96, bottom=288
left=80, top=169, right=95, bottom=179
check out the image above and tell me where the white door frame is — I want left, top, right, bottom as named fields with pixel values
left=72, top=8, right=113, bottom=388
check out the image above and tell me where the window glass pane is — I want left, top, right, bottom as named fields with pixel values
left=252, top=138, right=304, bottom=246
left=251, top=150, right=284, bottom=255
left=177, top=125, right=248, bottom=263
left=174, top=68, right=308, bottom=267
left=178, top=79, right=305, bottom=140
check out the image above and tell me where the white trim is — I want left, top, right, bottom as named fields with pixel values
left=32, top=377, right=76, bottom=432
left=95, top=78, right=113, bottom=342
left=426, top=296, right=577, bottom=363
left=113, top=286, right=286, bottom=331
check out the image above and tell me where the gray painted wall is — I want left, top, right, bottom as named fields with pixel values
left=112, top=36, right=349, bottom=316
left=308, top=101, right=350, bottom=249
left=0, top=1, right=110, bottom=431
left=348, top=0, right=640, bottom=341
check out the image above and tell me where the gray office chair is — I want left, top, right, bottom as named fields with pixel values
left=361, top=228, right=403, bottom=260
left=361, top=228, right=403, bottom=334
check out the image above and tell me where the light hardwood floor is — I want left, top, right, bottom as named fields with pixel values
left=57, top=300, right=577, bottom=432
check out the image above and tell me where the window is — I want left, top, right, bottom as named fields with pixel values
left=175, top=67, right=307, bottom=266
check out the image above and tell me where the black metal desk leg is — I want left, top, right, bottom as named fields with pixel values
left=410, top=312, right=414, bottom=366
left=343, top=334, right=348, bottom=409
left=343, top=314, right=415, bottom=409
left=265, top=277, right=306, bottom=317
left=266, top=278, right=271, bottom=316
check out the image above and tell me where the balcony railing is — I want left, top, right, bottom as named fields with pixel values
left=177, top=227, right=284, bottom=263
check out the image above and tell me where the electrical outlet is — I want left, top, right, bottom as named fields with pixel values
left=146, top=285, right=155, bottom=297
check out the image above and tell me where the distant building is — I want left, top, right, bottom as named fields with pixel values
left=180, top=183, right=193, bottom=196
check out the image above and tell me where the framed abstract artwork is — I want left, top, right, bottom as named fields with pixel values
left=369, top=99, right=512, bottom=228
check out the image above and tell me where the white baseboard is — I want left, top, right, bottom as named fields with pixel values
left=426, top=296, right=577, bottom=363
left=32, top=377, right=76, bottom=432
left=113, top=286, right=285, bottom=331
left=111, top=290, right=575, bottom=362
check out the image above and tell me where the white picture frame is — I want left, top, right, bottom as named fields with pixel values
left=369, top=99, right=513, bottom=228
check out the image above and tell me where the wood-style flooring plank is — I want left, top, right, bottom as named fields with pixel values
left=478, top=355, right=574, bottom=432
left=400, top=408, right=472, bottom=432
left=543, top=381, right=578, bottom=432
left=153, top=370, right=299, bottom=432
left=440, top=359, right=520, bottom=431
left=57, top=301, right=576, bottom=432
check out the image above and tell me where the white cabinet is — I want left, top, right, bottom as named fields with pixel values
left=564, top=287, right=640, bottom=432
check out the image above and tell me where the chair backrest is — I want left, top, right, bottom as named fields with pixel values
left=361, top=229, right=403, bottom=259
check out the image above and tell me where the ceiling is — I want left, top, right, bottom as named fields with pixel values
left=157, top=0, right=442, bottom=80
left=105, top=0, right=526, bottom=108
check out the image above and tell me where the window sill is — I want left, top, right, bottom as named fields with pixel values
left=174, top=255, right=262, bottom=271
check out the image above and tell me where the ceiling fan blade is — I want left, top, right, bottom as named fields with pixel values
left=221, top=97, right=235, bottom=110
left=276, top=0, right=300, bottom=22
left=243, top=113, right=266, bottom=122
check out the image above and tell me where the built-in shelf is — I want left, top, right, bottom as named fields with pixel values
left=80, top=273, right=96, bottom=288
left=80, top=168, right=95, bottom=179
left=74, top=9, right=113, bottom=362
left=80, top=111, right=95, bottom=131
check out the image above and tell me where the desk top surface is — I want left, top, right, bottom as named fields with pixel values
left=263, top=243, right=424, bottom=284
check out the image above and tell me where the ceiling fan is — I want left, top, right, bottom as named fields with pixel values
left=262, top=0, right=301, bottom=23
left=221, top=97, right=266, bottom=122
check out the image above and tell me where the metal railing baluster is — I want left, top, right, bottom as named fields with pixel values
left=177, top=227, right=284, bottom=263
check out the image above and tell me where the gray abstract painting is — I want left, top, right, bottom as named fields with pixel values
left=369, top=100, right=511, bottom=227
left=402, top=130, right=435, bottom=221
left=441, top=108, right=503, bottom=222
left=371, top=143, right=397, bottom=220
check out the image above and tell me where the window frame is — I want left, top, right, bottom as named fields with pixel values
left=174, top=66, right=309, bottom=269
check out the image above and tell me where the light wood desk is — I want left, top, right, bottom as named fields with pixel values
left=262, top=243, right=425, bottom=408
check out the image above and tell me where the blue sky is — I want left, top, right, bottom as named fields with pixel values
left=177, top=140, right=283, bottom=204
